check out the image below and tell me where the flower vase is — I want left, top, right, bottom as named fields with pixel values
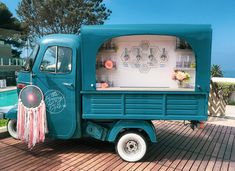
left=178, top=81, right=183, bottom=88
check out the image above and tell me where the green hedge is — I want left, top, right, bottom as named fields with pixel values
left=216, top=82, right=235, bottom=103
left=229, top=101, right=235, bottom=105
left=0, top=119, right=7, bottom=127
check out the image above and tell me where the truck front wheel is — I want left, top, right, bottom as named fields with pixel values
left=116, top=132, right=147, bottom=162
left=7, top=119, right=18, bottom=139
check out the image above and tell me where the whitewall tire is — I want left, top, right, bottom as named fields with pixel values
left=7, top=120, right=18, bottom=139
left=116, top=132, right=147, bottom=162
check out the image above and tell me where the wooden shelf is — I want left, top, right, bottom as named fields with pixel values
left=174, top=67, right=195, bottom=71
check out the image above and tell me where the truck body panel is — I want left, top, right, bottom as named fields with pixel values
left=4, top=24, right=212, bottom=143
left=80, top=24, right=212, bottom=122
left=82, top=92, right=207, bottom=120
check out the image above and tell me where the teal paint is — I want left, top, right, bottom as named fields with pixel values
left=107, top=120, right=157, bottom=142
left=81, top=24, right=212, bottom=93
left=82, top=93, right=207, bottom=121
left=86, top=121, right=108, bottom=141
left=32, top=34, right=81, bottom=139
left=4, top=25, right=212, bottom=141
left=5, top=105, right=17, bottom=119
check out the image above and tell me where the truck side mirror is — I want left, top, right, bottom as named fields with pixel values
left=25, top=58, right=34, bottom=71
left=28, top=58, right=34, bottom=71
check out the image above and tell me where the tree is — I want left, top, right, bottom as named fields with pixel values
left=17, top=0, right=111, bottom=39
left=0, top=2, right=21, bottom=31
left=211, top=64, right=224, bottom=77
left=0, top=2, right=26, bottom=58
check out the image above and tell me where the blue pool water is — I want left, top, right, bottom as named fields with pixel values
left=0, top=90, right=18, bottom=107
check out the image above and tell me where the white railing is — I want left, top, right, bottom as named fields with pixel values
left=0, top=57, right=24, bottom=66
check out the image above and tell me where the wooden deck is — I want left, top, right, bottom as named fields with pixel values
left=0, top=121, right=234, bottom=171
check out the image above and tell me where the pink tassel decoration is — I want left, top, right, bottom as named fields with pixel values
left=17, top=99, right=48, bottom=149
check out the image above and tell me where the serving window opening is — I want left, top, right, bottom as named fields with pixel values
left=96, top=35, right=196, bottom=91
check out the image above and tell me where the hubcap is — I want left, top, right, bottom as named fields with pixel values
left=125, top=140, right=138, bottom=153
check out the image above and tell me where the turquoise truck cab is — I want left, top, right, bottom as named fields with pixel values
left=4, top=24, right=212, bottom=162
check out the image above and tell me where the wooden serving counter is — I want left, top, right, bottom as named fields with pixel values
left=96, top=87, right=194, bottom=91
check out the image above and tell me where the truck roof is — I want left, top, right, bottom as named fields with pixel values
left=81, top=24, right=211, bottom=33
left=39, top=34, right=80, bottom=47
left=80, top=24, right=212, bottom=91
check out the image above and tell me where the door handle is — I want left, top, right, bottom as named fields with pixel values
left=63, top=82, right=74, bottom=88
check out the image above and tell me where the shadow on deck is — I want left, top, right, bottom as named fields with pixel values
left=0, top=121, right=234, bottom=171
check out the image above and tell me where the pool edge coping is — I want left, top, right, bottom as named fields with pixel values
left=0, top=86, right=17, bottom=93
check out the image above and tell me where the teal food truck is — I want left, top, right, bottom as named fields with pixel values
left=3, top=24, right=212, bottom=162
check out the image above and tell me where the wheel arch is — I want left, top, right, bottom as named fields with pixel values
left=5, top=106, right=17, bottom=120
left=107, top=120, right=157, bottom=143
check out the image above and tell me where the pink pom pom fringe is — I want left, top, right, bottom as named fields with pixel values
left=17, top=100, right=48, bottom=149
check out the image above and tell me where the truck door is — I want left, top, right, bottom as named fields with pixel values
left=33, top=45, right=77, bottom=139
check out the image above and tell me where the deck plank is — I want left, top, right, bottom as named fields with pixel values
left=0, top=121, right=234, bottom=171
left=138, top=122, right=189, bottom=170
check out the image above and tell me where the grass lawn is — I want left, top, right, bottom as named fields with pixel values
left=0, top=119, right=8, bottom=127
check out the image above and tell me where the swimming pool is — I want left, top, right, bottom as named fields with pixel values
left=0, top=90, right=18, bottom=107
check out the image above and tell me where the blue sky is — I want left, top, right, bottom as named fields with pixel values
left=2, top=0, right=235, bottom=71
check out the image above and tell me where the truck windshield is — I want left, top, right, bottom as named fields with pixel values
left=23, top=44, right=39, bottom=71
